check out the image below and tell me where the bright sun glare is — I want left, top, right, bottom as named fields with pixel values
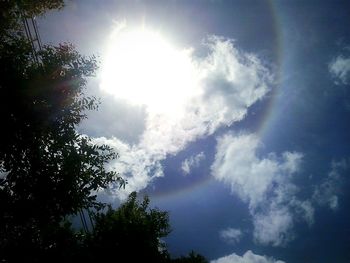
left=100, top=26, right=198, bottom=115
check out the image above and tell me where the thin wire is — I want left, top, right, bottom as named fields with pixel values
left=78, top=210, right=88, bottom=233
left=31, top=17, right=43, bottom=51
left=22, top=16, right=39, bottom=64
left=87, top=209, right=95, bottom=232
left=82, top=209, right=89, bottom=232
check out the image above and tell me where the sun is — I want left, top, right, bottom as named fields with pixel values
left=100, top=26, right=198, bottom=115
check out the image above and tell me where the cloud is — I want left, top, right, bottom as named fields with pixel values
left=211, top=250, right=286, bottom=263
left=211, top=133, right=311, bottom=246
left=181, top=152, right=206, bottom=175
left=253, top=207, right=294, bottom=246
left=211, top=133, right=303, bottom=209
left=313, top=159, right=348, bottom=210
left=91, top=136, right=165, bottom=200
left=329, top=55, right=350, bottom=85
left=290, top=199, right=315, bottom=226
left=80, top=33, right=273, bottom=199
left=220, top=228, right=243, bottom=244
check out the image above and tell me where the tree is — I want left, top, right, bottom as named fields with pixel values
left=0, top=28, right=124, bottom=263
left=0, top=3, right=209, bottom=263
left=0, top=0, right=64, bottom=33
left=83, top=192, right=171, bottom=263
left=172, top=251, right=209, bottom=263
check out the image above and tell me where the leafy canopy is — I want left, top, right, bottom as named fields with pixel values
left=0, top=2, right=208, bottom=262
left=0, top=31, right=124, bottom=263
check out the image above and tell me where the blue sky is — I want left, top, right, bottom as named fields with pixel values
left=39, top=1, right=350, bottom=262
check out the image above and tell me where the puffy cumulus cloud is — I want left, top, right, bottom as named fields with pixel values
left=81, top=35, right=272, bottom=199
left=211, top=133, right=303, bottom=209
left=193, top=36, right=272, bottom=134
left=134, top=36, right=272, bottom=156
left=329, top=55, right=350, bottom=85
left=181, top=152, right=206, bottom=175
left=313, top=159, right=348, bottom=211
left=211, top=250, right=286, bottom=263
left=211, top=133, right=310, bottom=246
left=220, top=228, right=243, bottom=244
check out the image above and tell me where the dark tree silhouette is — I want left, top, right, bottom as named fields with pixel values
left=83, top=192, right=171, bottom=263
left=83, top=193, right=209, bottom=263
left=0, top=27, right=124, bottom=263
left=0, top=2, right=209, bottom=263
left=0, top=0, right=64, bottom=34
left=172, top=251, right=209, bottom=263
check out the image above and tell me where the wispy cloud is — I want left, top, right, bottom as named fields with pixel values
left=329, top=54, right=350, bottom=85
left=211, top=250, right=286, bottom=263
left=252, top=206, right=294, bottom=246
left=82, top=33, right=273, bottom=200
left=211, top=132, right=311, bottom=246
left=181, top=152, right=206, bottom=175
left=220, top=227, right=243, bottom=244
left=313, top=159, right=348, bottom=210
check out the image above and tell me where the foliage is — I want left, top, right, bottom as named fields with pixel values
left=172, top=251, right=209, bottom=263
left=82, top=192, right=208, bottom=263
left=83, top=192, right=171, bottom=263
left=0, top=0, right=64, bottom=34
left=0, top=3, right=208, bottom=263
left=0, top=34, right=124, bottom=263
left=13, top=0, right=64, bottom=16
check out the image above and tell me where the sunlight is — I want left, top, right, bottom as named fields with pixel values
left=100, top=26, right=198, bottom=116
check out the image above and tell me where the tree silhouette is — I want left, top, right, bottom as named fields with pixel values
left=0, top=3, right=209, bottom=263
left=83, top=192, right=171, bottom=263
left=172, top=251, right=209, bottom=263
left=0, top=27, right=124, bottom=263
left=0, top=0, right=64, bottom=33
left=82, top=193, right=209, bottom=263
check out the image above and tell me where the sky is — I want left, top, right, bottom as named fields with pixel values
left=38, top=1, right=350, bottom=262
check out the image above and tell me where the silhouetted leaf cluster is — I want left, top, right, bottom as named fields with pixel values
left=0, top=0, right=64, bottom=33
left=172, top=251, right=209, bottom=263
left=0, top=21, right=124, bottom=263
left=0, top=3, right=208, bottom=263
left=80, top=193, right=208, bottom=263
left=82, top=192, right=171, bottom=263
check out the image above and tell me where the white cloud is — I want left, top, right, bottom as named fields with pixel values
left=211, top=133, right=303, bottom=209
left=211, top=133, right=311, bottom=246
left=220, top=228, right=243, bottom=244
left=290, top=199, right=315, bottom=226
left=92, top=136, right=164, bottom=200
left=181, top=152, right=206, bottom=175
left=253, top=207, right=294, bottom=246
left=211, top=250, right=286, bottom=263
left=313, top=159, right=348, bottom=210
left=329, top=55, right=350, bottom=85
left=80, top=34, right=272, bottom=199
